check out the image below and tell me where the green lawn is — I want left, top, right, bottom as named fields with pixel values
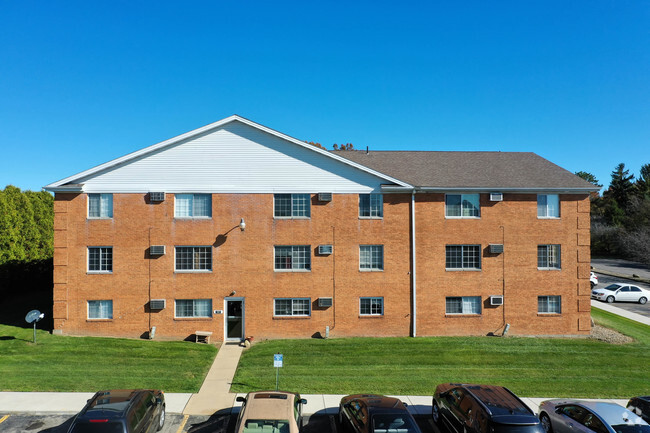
left=0, top=325, right=218, bottom=392
left=232, top=309, right=649, bottom=398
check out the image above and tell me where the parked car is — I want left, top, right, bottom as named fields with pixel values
left=591, top=283, right=650, bottom=304
left=234, top=391, right=306, bottom=433
left=432, top=383, right=543, bottom=433
left=628, top=396, right=650, bottom=424
left=67, top=389, right=165, bottom=433
left=538, top=399, right=650, bottom=433
left=590, top=272, right=599, bottom=288
left=339, top=394, right=422, bottom=433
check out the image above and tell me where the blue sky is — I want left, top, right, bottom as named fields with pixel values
left=1, top=1, right=648, bottom=192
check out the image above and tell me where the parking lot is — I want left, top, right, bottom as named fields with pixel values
left=592, top=272, right=650, bottom=317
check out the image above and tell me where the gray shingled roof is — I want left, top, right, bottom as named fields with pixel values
left=331, top=150, right=598, bottom=191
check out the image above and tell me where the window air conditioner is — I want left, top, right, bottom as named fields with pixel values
left=150, top=299, right=166, bottom=310
left=489, top=244, right=504, bottom=254
left=490, top=295, right=504, bottom=306
left=318, top=297, right=333, bottom=307
left=490, top=192, right=503, bottom=202
left=318, top=193, right=333, bottom=202
left=149, top=192, right=165, bottom=202
left=150, top=245, right=166, bottom=256
left=318, top=244, right=333, bottom=255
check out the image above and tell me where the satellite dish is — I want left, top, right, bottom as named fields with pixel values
left=25, top=309, right=44, bottom=324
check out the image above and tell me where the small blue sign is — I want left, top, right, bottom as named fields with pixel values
left=274, top=353, right=283, bottom=368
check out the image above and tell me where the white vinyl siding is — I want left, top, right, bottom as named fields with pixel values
left=538, top=245, right=561, bottom=270
left=359, top=297, right=383, bottom=316
left=446, top=297, right=482, bottom=315
left=538, top=296, right=561, bottom=314
left=359, top=194, right=383, bottom=218
left=88, top=193, right=113, bottom=218
left=538, top=194, right=560, bottom=218
left=175, top=299, right=212, bottom=318
left=446, top=194, right=480, bottom=218
left=88, top=300, right=113, bottom=319
left=175, top=194, right=211, bottom=218
left=274, top=298, right=311, bottom=317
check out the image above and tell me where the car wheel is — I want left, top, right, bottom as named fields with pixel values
left=639, top=297, right=647, bottom=305
left=540, top=413, right=553, bottom=433
left=157, top=404, right=165, bottom=431
left=432, top=401, right=441, bottom=425
left=591, top=282, right=595, bottom=289
left=606, top=296, right=615, bottom=303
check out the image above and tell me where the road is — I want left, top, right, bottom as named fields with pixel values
left=592, top=272, right=650, bottom=317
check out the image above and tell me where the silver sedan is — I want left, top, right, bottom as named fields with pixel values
left=538, top=400, right=649, bottom=433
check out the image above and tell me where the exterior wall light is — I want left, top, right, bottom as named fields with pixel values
left=239, top=218, right=246, bottom=231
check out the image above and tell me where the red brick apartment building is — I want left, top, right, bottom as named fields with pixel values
left=45, top=115, right=598, bottom=341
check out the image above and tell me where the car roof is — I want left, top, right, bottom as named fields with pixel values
left=241, top=391, right=298, bottom=420
left=550, top=401, right=647, bottom=426
left=79, top=390, right=151, bottom=419
left=345, top=394, right=408, bottom=412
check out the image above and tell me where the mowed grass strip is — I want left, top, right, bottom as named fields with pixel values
left=0, top=325, right=217, bottom=392
left=232, top=309, right=649, bottom=398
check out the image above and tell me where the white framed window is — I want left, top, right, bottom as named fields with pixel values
left=274, top=246, right=311, bottom=271
left=446, top=245, right=481, bottom=270
left=538, top=245, right=561, bottom=269
left=88, top=247, right=113, bottom=273
left=360, top=245, right=384, bottom=271
left=88, top=193, right=113, bottom=218
left=174, top=194, right=212, bottom=218
left=446, top=296, right=482, bottom=315
left=88, top=300, right=113, bottom=319
left=274, top=194, right=311, bottom=218
left=360, top=297, right=383, bottom=315
left=445, top=194, right=480, bottom=218
left=359, top=194, right=383, bottom=218
left=538, top=296, right=561, bottom=314
left=537, top=194, right=560, bottom=218
left=175, top=299, right=212, bottom=318
left=274, top=298, right=311, bottom=317
left=175, top=246, right=212, bottom=271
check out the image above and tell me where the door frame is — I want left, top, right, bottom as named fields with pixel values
left=224, top=297, right=245, bottom=342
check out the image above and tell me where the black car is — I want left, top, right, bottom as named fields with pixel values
left=432, top=383, right=544, bottom=433
left=628, top=397, right=650, bottom=424
left=339, top=394, right=422, bottom=433
left=67, top=389, right=165, bottom=433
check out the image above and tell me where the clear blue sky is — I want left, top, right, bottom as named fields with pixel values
left=1, top=1, right=648, bottom=192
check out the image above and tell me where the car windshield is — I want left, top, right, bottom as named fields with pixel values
left=70, top=422, right=124, bottom=433
left=604, top=284, right=622, bottom=291
left=490, top=424, right=545, bottom=433
left=243, top=419, right=290, bottom=433
left=611, top=425, right=650, bottom=433
left=372, top=414, right=419, bottom=433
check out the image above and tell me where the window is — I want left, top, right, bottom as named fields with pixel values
left=175, top=246, right=212, bottom=271
left=88, top=247, right=113, bottom=273
left=175, top=299, right=212, bottom=318
left=88, top=193, right=113, bottom=218
left=274, top=246, right=311, bottom=271
left=360, top=297, right=383, bottom=315
left=274, top=298, right=311, bottom=316
left=174, top=194, right=211, bottom=218
left=360, top=245, right=384, bottom=271
left=88, top=300, right=113, bottom=319
left=538, top=194, right=560, bottom=218
left=538, top=296, right=561, bottom=314
left=274, top=194, right=311, bottom=218
left=445, top=194, right=480, bottom=218
left=446, top=297, right=482, bottom=315
left=538, top=245, right=561, bottom=269
left=446, top=245, right=481, bottom=270
left=359, top=194, right=383, bottom=218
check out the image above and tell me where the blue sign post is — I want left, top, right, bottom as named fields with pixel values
left=274, top=353, right=283, bottom=390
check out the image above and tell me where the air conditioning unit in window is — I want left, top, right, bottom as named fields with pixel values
left=318, top=297, right=333, bottom=308
left=490, top=295, right=504, bottom=306
left=150, top=245, right=166, bottom=256
left=490, top=192, right=503, bottom=202
left=489, top=244, right=504, bottom=254
left=318, top=192, right=332, bottom=202
left=149, top=192, right=165, bottom=202
left=318, top=244, right=333, bottom=255
left=150, top=299, right=166, bottom=310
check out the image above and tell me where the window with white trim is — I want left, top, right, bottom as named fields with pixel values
left=174, top=194, right=211, bottom=218
left=538, top=296, right=561, bottom=314
left=537, top=194, right=560, bottom=218
left=175, top=246, right=212, bottom=271
left=274, top=246, right=311, bottom=271
left=88, top=193, right=113, bottom=218
left=274, top=298, right=311, bottom=316
left=274, top=194, right=311, bottom=218
left=446, top=296, right=482, bottom=315
left=88, top=247, right=113, bottom=273
left=88, top=300, right=113, bottom=319
left=360, top=245, right=384, bottom=271
left=445, top=194, right=480, bottom=218
left=538, top=245, right=561, bottom=269
left=175, top=299, right=212, bottom=318
left=359, top=194, right=383, bottom=218
left=360, top=297, right=383, bottom=315
left=446, top=245, right=481, bottom=270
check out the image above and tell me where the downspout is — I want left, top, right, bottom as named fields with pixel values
left=411, top=191, right=417, bottom=337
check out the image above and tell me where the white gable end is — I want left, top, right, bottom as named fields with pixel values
left=68, top=120, right=398, bottom=193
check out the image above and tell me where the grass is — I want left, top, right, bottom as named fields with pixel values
left=232, top=308, right=650, bottom=398
left=0, top=324, right=218, bottom=392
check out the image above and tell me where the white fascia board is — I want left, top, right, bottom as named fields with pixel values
left=44, top=115, right=412, bottom=191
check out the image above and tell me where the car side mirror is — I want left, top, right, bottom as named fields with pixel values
left=403, top=402, right=408, bottom=407
left=156, top=397, right=163, bottom=404
left=299, top=399, right=307, bottom=405
left=236, top=396, right=246, bottom=403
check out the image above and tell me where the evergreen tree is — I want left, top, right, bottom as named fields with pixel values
left=604, top=163, right=635, bottom=210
